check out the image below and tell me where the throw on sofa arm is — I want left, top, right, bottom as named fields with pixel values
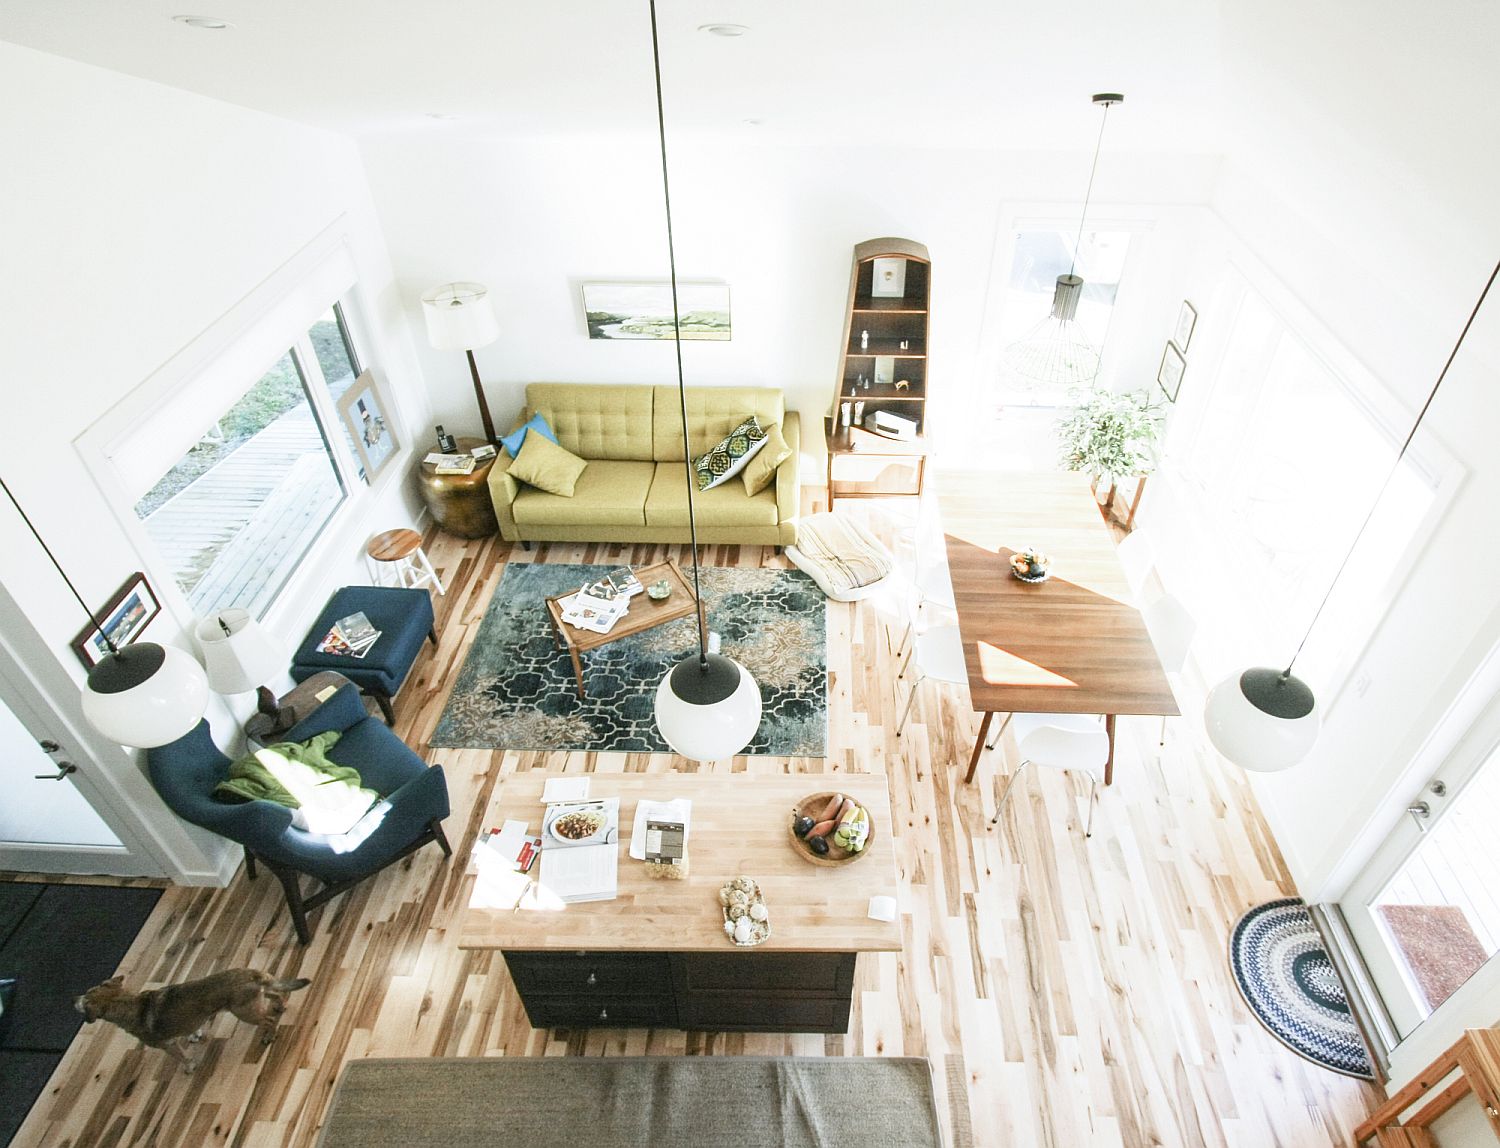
left=775, top=410, right=801, bottom=547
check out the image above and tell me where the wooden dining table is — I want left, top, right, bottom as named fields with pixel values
left=935, top=470, right=1178, bottom=785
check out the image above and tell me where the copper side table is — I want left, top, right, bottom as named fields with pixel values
left=417, top=435, right=499, bottom=538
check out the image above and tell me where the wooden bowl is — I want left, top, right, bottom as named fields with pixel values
left=788, top=791, right=875, bottom=866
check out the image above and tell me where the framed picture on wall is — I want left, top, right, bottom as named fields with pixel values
left=337, top=370, right=401, bottom=484
left=1157, top=341, right=1187, bottom=403
left=581, top=281, right=731, bottom=340
left=1174, top=300, right=1198, bottom=351
left=72, top=572, right=161, bottom=669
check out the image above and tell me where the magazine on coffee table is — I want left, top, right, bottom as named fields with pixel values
left=560, top=589, right=628, bottom=634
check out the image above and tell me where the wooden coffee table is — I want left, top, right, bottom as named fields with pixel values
left=544, top=560, right=701, bottom=699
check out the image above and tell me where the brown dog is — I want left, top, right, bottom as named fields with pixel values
left=75, top=969, right=310, bottom=1073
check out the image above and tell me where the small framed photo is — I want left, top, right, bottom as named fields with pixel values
left=1157, top=341, right=1187, bottom=403
left=1174, top=300, right=1197, bottom=352
left=338, top=370, right=401, bottom=484
left=72, top=572, right=161, bottom=668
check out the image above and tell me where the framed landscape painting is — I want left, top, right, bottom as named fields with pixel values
left=582, top=282, right=731, bottom=340
left=337, top=370, right=400, bottom=483
left=72, top=572, right=160, bottom=668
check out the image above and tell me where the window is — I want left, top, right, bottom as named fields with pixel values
left=131, top=302, right=369, bottom=619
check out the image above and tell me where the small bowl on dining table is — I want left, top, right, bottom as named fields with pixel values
left=1009, top=550, right=1050, bottom=583
left=646, top=580, right=673, bottom=600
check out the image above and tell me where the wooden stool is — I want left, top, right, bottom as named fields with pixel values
left=365, top=529, right=444, bottom=595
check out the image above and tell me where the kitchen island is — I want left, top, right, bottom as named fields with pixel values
left=459, top=773, right=901, bottom=1033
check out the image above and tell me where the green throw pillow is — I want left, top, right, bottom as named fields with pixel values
left=741, top=422, right=792, bottom=496
left=694, top=415, right=768, bottom=491
left=510, top=431, right=588, bottom=496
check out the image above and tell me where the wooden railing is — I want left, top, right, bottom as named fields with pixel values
left=1353, top=1028, right=1500, bottom=1146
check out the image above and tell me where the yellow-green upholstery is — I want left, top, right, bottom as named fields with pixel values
left=488, top=383, right=799, bottom=547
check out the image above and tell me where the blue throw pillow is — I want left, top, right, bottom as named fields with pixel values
left=500, top=413, right=559, bottom=458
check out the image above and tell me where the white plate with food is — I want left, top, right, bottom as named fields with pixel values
left=545, top=806, right=611, bottom=845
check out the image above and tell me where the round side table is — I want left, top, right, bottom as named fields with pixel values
left=417, top=435, right=499, bottom=538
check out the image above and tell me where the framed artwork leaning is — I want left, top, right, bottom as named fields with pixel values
left=1174, top=300, right=1197, bottom=351
left=72, top=571, right=161, bottom=668
left=1157, top=341, right=1187, bottom=403
left=337, top=370, right=401, bottom=483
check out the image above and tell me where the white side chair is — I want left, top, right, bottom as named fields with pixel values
left=990, top=712, right=1111, bottom=837
left=895, top=625, right=968, bottom=736
left=1141, top=592, right=1196, bottom=744
left=1114, top=529, right=1156, bottom=596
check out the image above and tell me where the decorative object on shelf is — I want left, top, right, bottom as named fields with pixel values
left=1157, top=341, right=1187, bottom=403
left=336, top=370, right=401, bottom=483
left=1207, top=258, right=1498, bottom=773
left=718, top=874, right=770, bottom=946
left=1, top=478, right=208, bottom=747
left=194, top=608, right=293, bottom=736
left=1000, top=93, right=1123, bottom=389
left=1174, top=300, right=1198, bottom=352
left=581, top=281, right=731, bottom=341
left=1009, top=548, right=1051, bottom=583
left=421, top=281, right=502, bottom=443
left=70, top=571, right=161, bottom=669
left=645, top=0, right=762, bottom=763
left=1054, top=387, right=1161, bottom=489
left=789, top=790, right=874, bottom=865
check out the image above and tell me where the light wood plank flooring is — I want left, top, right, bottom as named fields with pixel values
left=12, top=514, right=1384, bottom=1147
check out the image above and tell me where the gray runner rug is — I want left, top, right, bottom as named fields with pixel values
left=317, top=1056, right=943, bottom=1148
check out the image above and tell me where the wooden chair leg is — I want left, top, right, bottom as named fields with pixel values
left=428, top=627, right=439, bottom=648
left=244, top=847, right=257, bottom=879
left=430, top=818, right=452, bottom=857
left=372, top=690, right=396, bottom=725
left=269, top=866, right=313, bottom=945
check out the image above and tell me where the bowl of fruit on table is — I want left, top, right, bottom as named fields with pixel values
left=789, top=791, right=874, bottom=865
left=1009, top=547, right=1050, bottom=583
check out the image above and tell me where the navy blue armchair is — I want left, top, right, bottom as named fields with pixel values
left=147, top=682, right=451, bottom=944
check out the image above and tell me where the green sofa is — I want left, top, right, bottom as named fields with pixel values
left=487, top=383, right=800, bottom=547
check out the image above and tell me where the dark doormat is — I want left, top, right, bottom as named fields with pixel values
left=0, top=884, right=162, bottom=1146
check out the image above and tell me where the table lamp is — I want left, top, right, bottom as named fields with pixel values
left=195, top=609, right=293, bottom=735
left=421, top=281, right=502, bottom=444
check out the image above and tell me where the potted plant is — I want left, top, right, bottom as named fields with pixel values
left=1055, top=387, right=1161, bottom=484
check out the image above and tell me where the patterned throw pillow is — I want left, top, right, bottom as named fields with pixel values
left=693, top=415, right=769, bottom=492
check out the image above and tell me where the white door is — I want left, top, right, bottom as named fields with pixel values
left=0, top=658, right=163, bottom=876
left=1338, top=687, right=1500, bottom=1056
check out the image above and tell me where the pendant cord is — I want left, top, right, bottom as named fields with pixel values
left=1285, top=256, right=1500, bottom=676
left=1068, top=101, right=1112, bottom=280
left=0, top=474, right=117, bottom=654
left=649, top=0, right=708, bottom=668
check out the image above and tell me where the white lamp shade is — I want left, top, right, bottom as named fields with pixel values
left=655, top=658, right=762, bottom=762
left=195, top=609, right=282, bottom=694
left=421, top=281, right=501, bottom=351
left=1204, top=669, right=1321, bottom=773
left=81, top=644, right=210, bottom=748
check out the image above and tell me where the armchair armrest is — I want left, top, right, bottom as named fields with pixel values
left=279, top=682, right=368, bottom=741
left=487, top=453, right=522, bottom=541
left=775, top=410, right=801, bottom=545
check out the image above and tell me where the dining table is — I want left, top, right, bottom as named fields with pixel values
left=935, top=470, right=1178, bottom=785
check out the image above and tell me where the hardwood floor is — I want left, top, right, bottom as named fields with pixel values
left=12, top=513, right=1384, bottom=1147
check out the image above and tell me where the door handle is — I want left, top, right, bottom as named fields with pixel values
left=1406, top=801, right=1431, bottom=833
left=34, top=762, right=77, bottom=781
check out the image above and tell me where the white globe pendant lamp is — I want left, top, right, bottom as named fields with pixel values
left=1206, top=258, right=1498, bottom=773
left=647, top=0, right=762, bottom=762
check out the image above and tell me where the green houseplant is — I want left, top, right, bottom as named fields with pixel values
left=1054, top=388, right=1162, bottom=486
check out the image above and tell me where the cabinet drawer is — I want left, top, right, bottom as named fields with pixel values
left=505, top=952, right=670, bottom=995
left=676, top=994, right=849, bottom=1033
left=520, top=994, right=677, bottom=1030
left=673, top=952, right=854, bottom=993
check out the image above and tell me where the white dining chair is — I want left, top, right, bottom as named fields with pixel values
left=989, top=712, right=1112, bottom=837
left=1113, top=528, right=1156, bottom=596
left=1141, top=592, right=1196, bottom=744
left=895, top=625, right=968, bottom=736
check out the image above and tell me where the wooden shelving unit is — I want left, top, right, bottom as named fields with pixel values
left=827, top=237, right=931, bottom=506
left=1354, top=1028, right=1500, bottom=1145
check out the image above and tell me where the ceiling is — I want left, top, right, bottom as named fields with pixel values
left=0, top=0, right=1226, bottom=151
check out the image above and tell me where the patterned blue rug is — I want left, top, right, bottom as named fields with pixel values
left=431, top=564, right=827, bottom=755
left=1228, top=898, right=1374, bottom=1079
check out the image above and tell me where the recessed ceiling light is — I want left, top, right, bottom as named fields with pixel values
left=424, top=113, right=457, bottom=121
left=171, top=15, right=233, bottom=29
left=698, top=23, right=748, bottom=37
left=742, top=118, right=764, bottom=127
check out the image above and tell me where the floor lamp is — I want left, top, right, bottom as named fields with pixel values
left=421, top=281, right=501, bottom=444
left=646, top=0, right=762, bottom=762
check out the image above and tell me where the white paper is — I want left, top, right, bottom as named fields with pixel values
left=486, top=819, right=531, bottom=869
left=539, top=841, right=618, bottom=903
left=541, top=777, right=591, bottom=804
left=628, top=798, right=692, bottom=860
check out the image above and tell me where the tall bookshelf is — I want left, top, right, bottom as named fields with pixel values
left=826, top=237, right=931, bottom=505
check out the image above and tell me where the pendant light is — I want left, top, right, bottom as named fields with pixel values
left=1207, top=258, right=1499, bottom=772
left=1000, top=93, right=1122, bottom=390
left=646, top=0, right=762, bottom=761
left=1, top=477, right=209, bottom=748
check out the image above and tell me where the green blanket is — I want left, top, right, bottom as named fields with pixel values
left=215, top=731, right=360, bottom=807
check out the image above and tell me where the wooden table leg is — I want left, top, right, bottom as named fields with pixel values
left=569, top=646, right=586, bottom=700
left=1104, top=714, right=1117, bottom=786
left=964, top=712, right=995, bottom=784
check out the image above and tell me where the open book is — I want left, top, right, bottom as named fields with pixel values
left=538, top=798, right=620, bottom=904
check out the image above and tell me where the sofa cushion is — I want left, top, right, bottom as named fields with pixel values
left=741, top=422, right=793, bottom=496
left=526, top=383, right=657, bottom=461
left=513, top=459, right=656, bottom=526
left=509, top=432, right=588, bottom=496
left=652, top=386, right=784, bottom=461
left=645, top=463, right=779, bottom=528
left=499, top=412, right=558, bottom=458
left=694, top=415, right=769, bottom=491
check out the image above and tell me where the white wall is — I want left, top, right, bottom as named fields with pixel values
left=0, top=43, right=432, bottom=881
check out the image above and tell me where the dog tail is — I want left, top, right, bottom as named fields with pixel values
left=271, top=977, right=312, bottom=994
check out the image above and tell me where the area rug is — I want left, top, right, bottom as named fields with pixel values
left=1228, top=897, right=1374, bottom=1079
left=1375, top=903, right=1490, bottom=1012
left=431, top=564, right=827, bottom=755
left=316, top=1056, right=943, bottom=1148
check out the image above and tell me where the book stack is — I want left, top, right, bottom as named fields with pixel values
left=424, top=452, right=476, bottom=475
left=559, top=566, right=643, bottom=634
left=314, top=610, right=382, bottom=658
